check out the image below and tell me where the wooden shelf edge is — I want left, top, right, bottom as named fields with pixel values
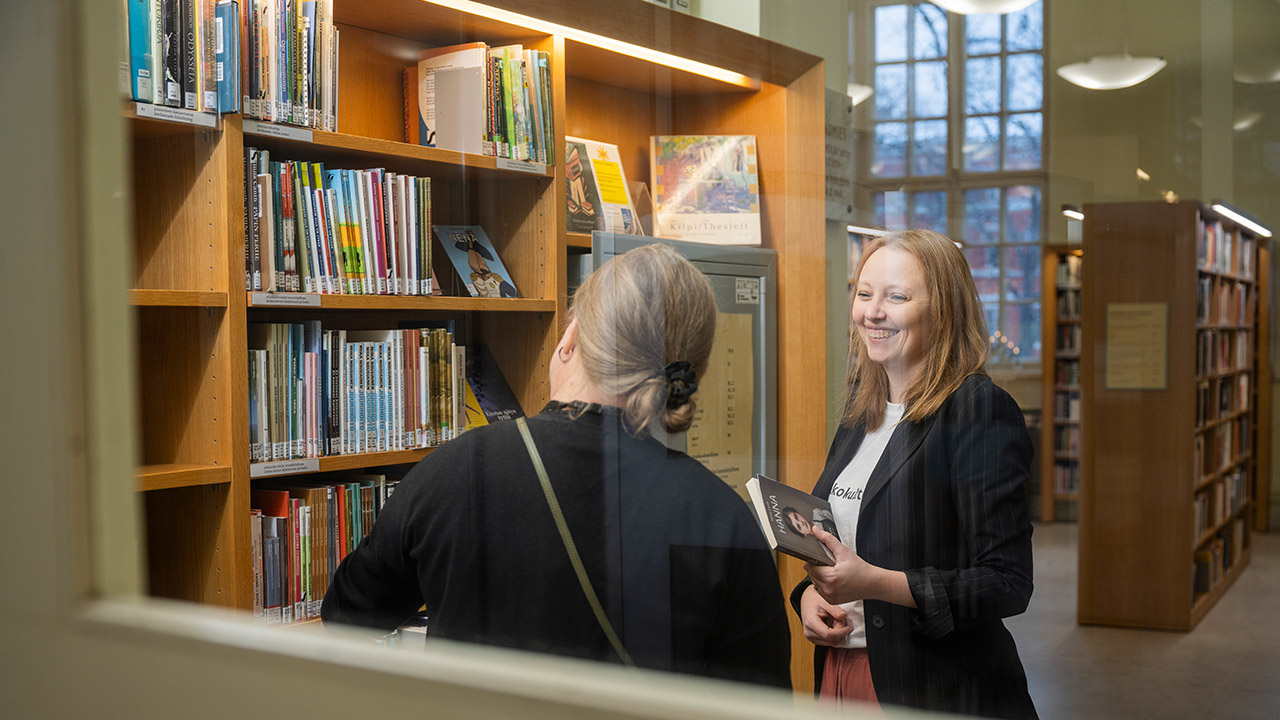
left=248, top=293, right=556, bottom=312
left=566, top=232, right=592, bottom=249
left=130, top=289, right=229, bottom=307
left=250, top=448, right=434, bottom=479
left=242, top=122, right=553, bottom=178
left=136, top=464, right=232, bottom=491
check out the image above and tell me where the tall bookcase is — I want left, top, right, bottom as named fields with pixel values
left=1077, top=200, right=1271, bottom=631
left=126, top=0, right=826, bottom=687
left=1040, top=246, right=1082, bottom=522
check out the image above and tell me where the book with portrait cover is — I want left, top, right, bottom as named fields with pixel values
left=745, top=474, right=838, bottom=566
left=650, top=134, right=760, bottom=246
left=432, top=225, right=518, bottom=298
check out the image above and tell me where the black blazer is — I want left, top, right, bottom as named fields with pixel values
left=791, top=374, right=1038, bottom=719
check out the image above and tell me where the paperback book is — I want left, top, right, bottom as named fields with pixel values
left=464, top=343, right=524, bottom=429
left=745, top=473, right=838, bottom=566
left=650, top=134, right=761, bottom=246
left=565, top=136, right=640, bottom=235
left=433, top=225, right=518, bottom=298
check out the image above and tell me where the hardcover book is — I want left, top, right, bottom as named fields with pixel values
left=650, top=134, right=761, bottom=246
left=416, top=42, right=488, bottom=154
left=433, top=225, right=518, bottom=298
left=745, top=474, right=838, bottom=566
left=565, top=136, right=640, bottom=236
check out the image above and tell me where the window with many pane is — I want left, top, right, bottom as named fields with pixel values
left=963, top=5, right=1044, bottom=172
left=871, top=3, right=949, bottom=177
left=861, top=1, right=1046, bottom=367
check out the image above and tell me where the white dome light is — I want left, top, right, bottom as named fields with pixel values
left=929, top=0, right=1038, bottom=14
left=1056, top=53, right=1167, bottom=90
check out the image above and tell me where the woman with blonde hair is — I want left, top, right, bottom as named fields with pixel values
left=324, top=243, right=791, bottom=688
left=792, top=229, right=1037, bottom=718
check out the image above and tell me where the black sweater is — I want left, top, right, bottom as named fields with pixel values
left=323, top=401, right=792, bottom=688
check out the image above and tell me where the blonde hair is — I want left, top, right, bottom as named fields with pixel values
left=572, top=243, right=717, bottom=435
left=843, top=229, right=989, bottom=430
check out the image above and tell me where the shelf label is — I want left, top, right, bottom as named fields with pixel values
left=251, top=458, right=320, bottom=478
left=496, top=158, right=547, bottom=175
left=135, top=102, right=217, bottom=128
left=251, top=292, right=321, bottom=307
left=244, top=119, right=313, bottom=143
left=735, top=277, right=761, bottom=305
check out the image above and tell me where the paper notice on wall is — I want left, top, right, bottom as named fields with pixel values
left=1105, top=302, right=1168, bottom=390
left=687, top=311, right=755, bottom=501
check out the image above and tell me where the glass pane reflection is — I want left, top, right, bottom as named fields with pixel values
left=911, top=191, right=948, bottom=231
left=965, top=116, right=1000, bottom=172
left=966, top=246, right=1001, bottom=302
left=1006, top=185, right=1042, bottom=242
left=912, top=120, right=948, bottom=175
left=964, top=187, right=1001, bottom=245
left=873, top=122, right=907, bottom=177
left=966, top=13, right=1002, bottom=55
left=876, top=5, right=908, bottom=63
left=1007, top=53, right=1043, bottom=112
left=1007, top=1, right=1044, bottom=51
left=913, top=3, right=948, bottom=59
left=876, top=64, right=908, bottom=119
left=998, top=302, right=1041, bottom=363
left=1004, top=112, right=1042, bottom=170
left=966, top=57, right=1001, bottom=114
left=915, top=61, right=948, bottom=117
left=1002, top=245, right=1041, bottom=301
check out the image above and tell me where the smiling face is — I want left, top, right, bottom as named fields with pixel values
left=852, top=246, right=932, bottom=401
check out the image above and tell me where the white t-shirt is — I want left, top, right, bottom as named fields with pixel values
left=826, top=401, right=905, bottom=649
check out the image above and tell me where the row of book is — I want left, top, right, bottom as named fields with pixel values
left=124, top=0, right=239, bottom=113
left=1193, top=414, right=1251, bottom=482
left=1055, top=287, right=1080, bottom=322
left=1197, top=215, right=1256, bottom=281
left=1053, top=426, right=1080, bottom=456
left=245, top=148, right=432, bottom=295
left=1196, top=328, right=1251, bottom=378
left=248, top=323, right=465, bottom=464
left=1054, top=358, right=1080, bottom=387
left=240, top=0, right=338, bottom=129
left=1051, top=460, right=1079, bottom=495
left=1194, top=468, right=1248, bottom=542
left=1194, top=373, right=1250, bottom=427
left=1195, top=277, right=1253, bottom=327
left=1055, top=253, right=1082, bottom=286
left=1054, top=324, right=1081, bottom=353
left=250, top=473, right=398, bottom=624
left=1052, top=389, right=1080, bottom=422
left=1193, top=518, right=1246, bottom=596
left=408, top=42, right=554, bottom=164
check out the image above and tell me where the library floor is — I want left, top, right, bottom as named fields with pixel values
left=1007, top=522, right=1280, bottom=720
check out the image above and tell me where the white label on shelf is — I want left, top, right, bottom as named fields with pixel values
left=250, top=458, right=320, bottom=478
left=496, top=158, right=547, bottom=175
left=243, top=119, right=313, bottom=143
left=251, top=292, right=321, bottom=307
left=735, top=277, right=761, bottom=304
left=135, top=102, right=217, bottom=128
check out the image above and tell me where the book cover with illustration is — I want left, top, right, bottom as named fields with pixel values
left=463, top=343, right=524, bottom=430
left=745, top=474, right=838, bottom=566
left=565, top=136, right=640, bottom=236
left=433, top=225, right=518, bottom=298
left=650, top=134, right=760, bottom=246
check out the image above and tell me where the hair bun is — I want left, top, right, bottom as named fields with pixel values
left=664, top=361, right=698, bottom=408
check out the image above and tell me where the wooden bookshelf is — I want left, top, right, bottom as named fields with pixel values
left=1039, top=246, right=1082, bottom=522
left=127, top=0, right=824, bottom=687
left=1077, top=200, right=1270, bottom=631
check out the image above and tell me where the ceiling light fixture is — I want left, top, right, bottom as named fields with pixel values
left=847, top=82, right=874, bottom=106
left=1061, top=205, right=1085, bottom=221
left=929, top=0, right=1038, bottom=15
left=1211, top=202, right=1273, bottom=239
left=1056, top=52, right=1166, bottom=90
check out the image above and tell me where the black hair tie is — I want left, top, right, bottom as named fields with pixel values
left=663, top=361, right=698, bottom=409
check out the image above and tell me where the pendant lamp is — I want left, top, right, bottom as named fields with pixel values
left=847, top=82, right=874, bottom=106
left=928, top=0, right=1037, bottom=14
left=1056, top=52, right=1166, bottom=90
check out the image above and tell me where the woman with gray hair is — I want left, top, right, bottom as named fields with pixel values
left=323, top=243, right=791, bottom=688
